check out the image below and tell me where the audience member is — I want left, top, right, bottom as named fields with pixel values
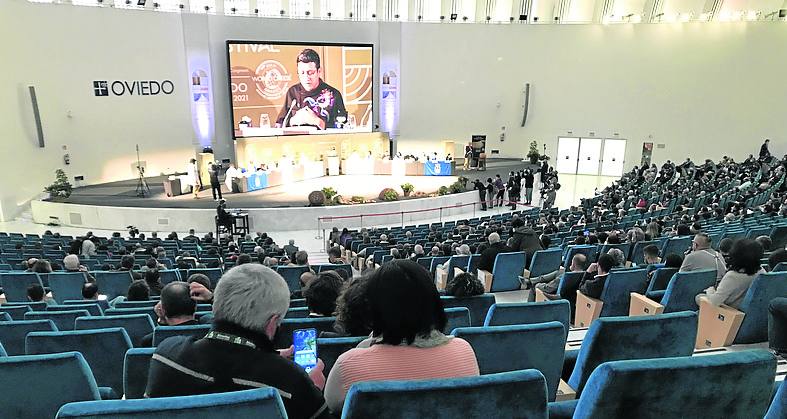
left=187, top=273, right=214, bottom=303
left=235, top=253, right=252, bottom=266
left=327, top=246, right=344, bottom=264
left=284, top=239, right=299, bottom=260
left=27, top=283, right=51, bottom=305
left=139, top=282, right=198, bottom=347
left=144, top=269, right=164, bottom=296
left=578, top=253, right=616, bottom=299
left=477, top=233, right=512, bottom=272
left=445, top=272, right=485, bottom=297
left=303, top=271, right=344, bottom=317
left=537, top=253, right=589, bottom=299
left=680, top=233, right=726, bottom=284
left=118, top=255, right=143, bottom=280
left=768, top=249, right=787, bottom=271
left=146, top=264, right=331, bottom=419
left=324, top=260, right=480, bottom=414
left=697, top=239, right=764, bottom=309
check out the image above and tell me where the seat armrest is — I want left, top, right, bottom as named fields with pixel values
left=629, top=292, right=665, bottom=316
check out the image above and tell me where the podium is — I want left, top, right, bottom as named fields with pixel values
left=326, top=157, right=340, bottom=176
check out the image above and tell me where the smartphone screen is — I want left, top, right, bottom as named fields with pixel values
left=293, top=328, right=318, bottom=373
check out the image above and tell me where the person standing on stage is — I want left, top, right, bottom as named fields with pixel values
left=539, top=160, right=549, bottom=186
left=187, top=158, right=201, bottom=199
left=209, top=162, right=223, bottom=201
left=464, top=144, right=473, bottom=170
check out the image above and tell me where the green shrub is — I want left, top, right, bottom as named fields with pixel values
left=322, top=187, right=338, bottom=200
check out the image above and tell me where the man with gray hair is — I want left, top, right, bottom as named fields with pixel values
left=478, top=232, right=512, bottom=272
left=457, top=244, right=471, bottom=256
left=146, top=264, right=331, bottom=419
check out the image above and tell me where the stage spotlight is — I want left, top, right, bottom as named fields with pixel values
left=280, top=9, right=285, bottom=15
left=417, top=15, right=422, bottom=21
left=519, top=14, right=526, bottom=21
left=179, top=4, right=184, bottom=9
left=450, top=13, right=457, bottom=21
left=230, top=7, right=236, bottom=13
left=462, top=16, right=468, bottom=21
left=153, top=2, right=159, bottom=8
left=509, top=16, right=514, bottom=22
left=780, top=9, right=787, bottom=18
left=327, top=12, right=332, bottom=17
left=394, top=14, right=399, bottom=19
left=125, top=0, right=131, bottom=5
left=533, top=16, right=539, bottom=22
left=439, top=15, right=445, bottom=21
left=305, top=11, right=310, bottom=16
left=371, top=13, right=376, bottom=18
left=137, top=0, right=145, bottom=6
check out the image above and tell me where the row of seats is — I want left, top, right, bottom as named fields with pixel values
left=2, top=312, right=784, bottom=417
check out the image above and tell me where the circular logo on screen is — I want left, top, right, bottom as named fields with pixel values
left=255, top=60, right=291, bottom=100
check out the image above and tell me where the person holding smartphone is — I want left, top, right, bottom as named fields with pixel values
left=146, top=264, right=332, bottom=419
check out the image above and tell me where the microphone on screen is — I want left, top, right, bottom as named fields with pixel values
left=282, top=99, right=297, bottom=127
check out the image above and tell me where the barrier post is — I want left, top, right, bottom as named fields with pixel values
left=322, top=229, right=327, bottom=252
left=439, top=207, right=443, bottom=223
left=315, top=217, right=322, bottom=240
left=401, top=211, right=404, bottom=228
left=360, top=214, right=363, bottom=229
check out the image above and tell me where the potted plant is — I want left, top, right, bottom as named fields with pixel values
left=527, top=141, right=540, bottom=164
left=44, top=169, right=73, bottom=200
left=400, top=183, right=414, bottom=197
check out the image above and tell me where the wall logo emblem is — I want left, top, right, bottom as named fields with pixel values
left=92, top=80, right=175, bottom=97
left=191, top=70, right=210, bottom=102
left=254, top=60, right=291, bottom=100
left=93, top=81, right=109, bottom=97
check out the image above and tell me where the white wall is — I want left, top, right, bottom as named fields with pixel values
left=4, top=0, right=787, bottom=222
left=0, top=1, right=196, bottom=221
left=398, top=22, right=787, bottom=164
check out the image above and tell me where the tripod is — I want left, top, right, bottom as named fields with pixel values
left=135, top=144, right=150, bottom=197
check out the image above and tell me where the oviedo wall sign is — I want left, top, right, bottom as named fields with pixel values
left=92, top=80, right=175, bottom=97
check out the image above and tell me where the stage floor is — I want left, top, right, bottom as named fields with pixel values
left=61, top=158, right=535, bottom=209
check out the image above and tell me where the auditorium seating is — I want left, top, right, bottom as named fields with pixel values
left=0, top=352, right=102, bottom=418
left=0, top=304, right=31, bottom=320
left=26, top=328, right=133, bottom=395
left=0, top=319, right=57, bottom=355
left=56, top=388, right=287, bottom=419
left=24, top=309, right=91, bottom=331
left=644, top=267, right=678, bottom=294
left=526, top=248, right=563, bottom=278
left=124, top=348, right=155, bottom=399
left=766, top=380, right=787, bottom=419
left=341, top=369, right=548, bottom=419
left=285, top=307, right=310, bottom=318
left=277, top=265, right=310, bottom=293
left=94, top=271, right=134, bottom=300
left=49, top=303, right=103, bottom=316
left=485, top=251, right=527, bottom=292
left=48, top=272, right=89, bottom=303
left=574, top=268, right=648, bottom=327
left=484, top=300, right=571, bottom=337
left=317, top=336, right=367, bottom=376
left=152, top=324, right=212, bottom=346
left=453, top=322, right=566, bottom=401
left=550, top=350, right=776, bottom=419
left=75, top=314, right=155, bottom=348
left=105, top=307, right=157, bottom=323
left=443, top=307, right=471, bottom=334
left=564, top=312, right=698, bottom=395
left=634, top=269, right=717, bottom=315
left=440, top=294, right=496, bottom=327
left=0, top=272, right=44, bottom=302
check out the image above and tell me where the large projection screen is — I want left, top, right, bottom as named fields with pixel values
left=227, top=41, right=373, bottom=138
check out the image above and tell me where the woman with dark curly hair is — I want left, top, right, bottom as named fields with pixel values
left=323, top=277, right=373, bottom=338
left=696, top=239, right=764, bottom=310
left=323, top=260, right=479, bottom=414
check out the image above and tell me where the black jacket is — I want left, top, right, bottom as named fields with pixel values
left=478, top=242, right=513, bottom=272
left=509, top=227, right=542, bottom=267
left=139, top=319, right=199, bottom=348
left=146, top=321, right=332, bottom=419
left=578, top=272, right=608, bottom=300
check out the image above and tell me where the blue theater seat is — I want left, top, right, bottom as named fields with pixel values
left=0, top=352, right=102, bottom=418
left=56, top=388, right=287, bottom=419
left=26, top=327, right=133, bottom=395
left=550, top=350, right=776, bottom=419
left=341, top=369, right=548, bottom=419
left=453, top=322, right=566, bottom=401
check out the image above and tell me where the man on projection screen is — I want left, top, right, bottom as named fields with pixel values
left=275, top=48, right=347, bottom=130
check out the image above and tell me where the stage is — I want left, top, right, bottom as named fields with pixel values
left=56, top=158, right=531, bottom=209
